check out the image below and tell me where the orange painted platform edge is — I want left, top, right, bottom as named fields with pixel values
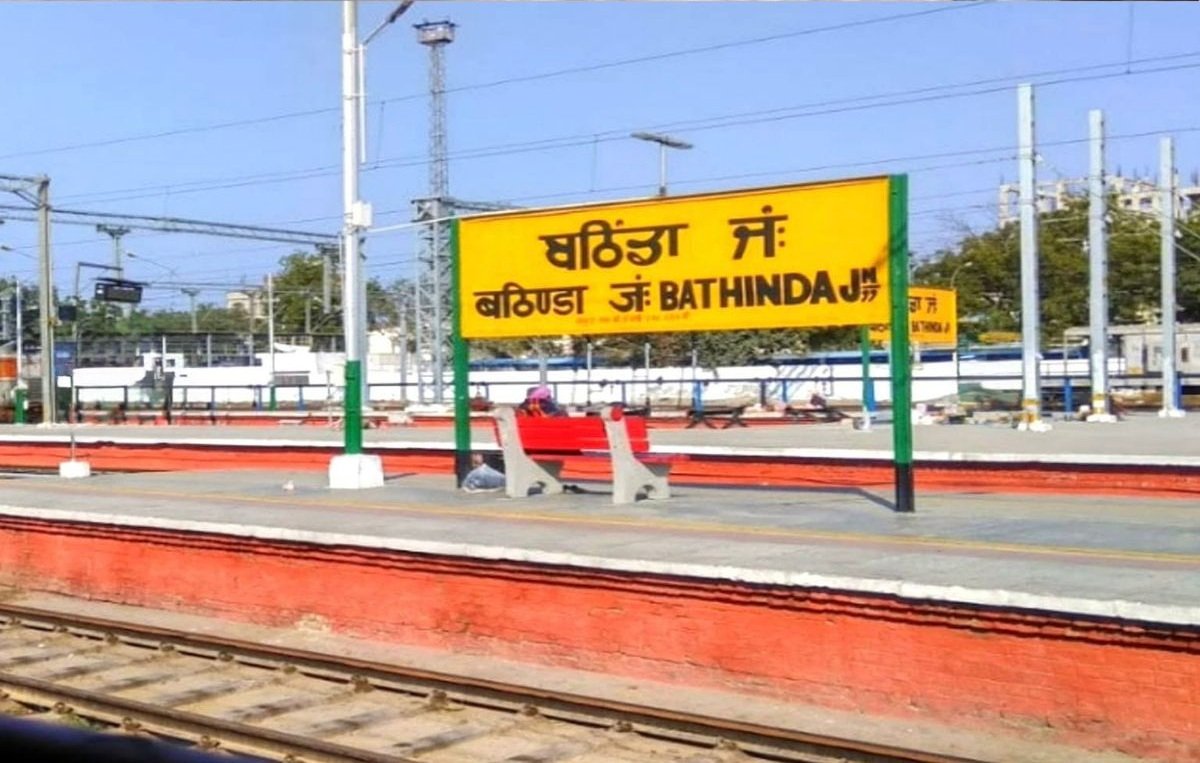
left=0, top=516, right=1195, bottom=763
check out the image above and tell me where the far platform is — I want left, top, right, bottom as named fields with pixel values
left=0, top=468, right=1196, bottom=626
left=1, top=411, right=1197, bottom=466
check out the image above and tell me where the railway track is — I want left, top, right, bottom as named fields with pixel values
left=0, top=604, right=990, bottom=763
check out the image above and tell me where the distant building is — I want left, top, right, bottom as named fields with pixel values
left=225, top=290, right=267, bottom=320
left=1064, top=323, right=1200, bottom=376
left=998, top=175, right=1200, bottom=226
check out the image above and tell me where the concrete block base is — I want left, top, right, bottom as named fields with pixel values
left=1086, top=413, right=1119, bottom=424
left=328, top=454, right=385, bottom=490
left=1159, top=408, right=1187, bottom=419
left=1017, top=419, right=1053, bottom=433
left=58, top=460, right=92, bottom=479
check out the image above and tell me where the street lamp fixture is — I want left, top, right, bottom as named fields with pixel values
left=364, top=0, right=416, bottom=45
left=125, top=251, right=176, bottom=278
left=631, top=131, right=693, bottom=197
left=949, top=260, right=976, bottom=289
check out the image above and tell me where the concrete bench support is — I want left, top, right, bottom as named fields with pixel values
left=601, top=405, right=671, bottom=504
left=493, top=407, right=565, bottom=498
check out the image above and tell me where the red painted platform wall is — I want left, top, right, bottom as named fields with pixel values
left=0, top=516, right=1195, bottom=761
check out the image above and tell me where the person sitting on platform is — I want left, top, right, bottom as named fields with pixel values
left=518, top=384, right=566, bottom=417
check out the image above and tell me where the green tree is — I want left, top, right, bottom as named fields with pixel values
left=268, top=250, right=397, bottom=334
left=272, top=251, right=328, bottom=334
left=913, top=197, right=1200, bottom=343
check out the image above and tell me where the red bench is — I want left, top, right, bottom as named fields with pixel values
left=492, top=405, right=672, bottom=504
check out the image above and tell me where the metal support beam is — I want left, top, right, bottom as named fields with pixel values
left=95, top=224, right=131, bottom=280
left=182, top=288, right=200, bottom=333
left=0, top=205, right=337, bottom=246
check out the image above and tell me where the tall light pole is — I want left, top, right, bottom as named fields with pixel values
left=331, top=0, right=414, bottom=489
left=631, top=131, right=693, bottom=197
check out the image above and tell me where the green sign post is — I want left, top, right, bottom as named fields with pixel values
left=451, top=220, right=473, bottom=486
left=888, top=175, right=914, bottom=512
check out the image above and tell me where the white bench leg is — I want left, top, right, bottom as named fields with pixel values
left=602, top=406, right=672, bottom=505
left=506, top=457, right=565, bottom=498
left=494, top=406, right=565, bottom=498
left=612, top=458, right=671, bottom=504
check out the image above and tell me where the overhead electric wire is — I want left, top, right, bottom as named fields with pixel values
left=0, top=2, right=986, bottom=163
left=437, top=2, right=987, bottom=97
left=54, top=51, right=1200, bottom=208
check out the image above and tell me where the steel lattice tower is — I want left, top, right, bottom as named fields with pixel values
left=413, top=20, right=455, bottom=403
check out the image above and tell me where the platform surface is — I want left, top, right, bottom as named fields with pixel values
left=1, top=411, right=1198, bottom=465
left=1, top=468, right=1196, bottom=625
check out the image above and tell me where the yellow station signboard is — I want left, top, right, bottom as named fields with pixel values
left=869, top=286, right=957, bottom=345
left=457, top=177, right=891, bottom=339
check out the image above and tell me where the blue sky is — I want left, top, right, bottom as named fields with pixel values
left=1, top=1, right=1197, bottom=312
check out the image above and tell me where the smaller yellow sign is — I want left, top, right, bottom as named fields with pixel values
left=869, top=287, right=957, bottom=345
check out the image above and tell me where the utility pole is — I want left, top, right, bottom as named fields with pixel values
left=1017, top=84, right=1048, bottom=431
left=95, top=224, right=131, bottom=279
left=247, top=290, right=256, bottom=361
left=1, top=279, right=9, bottom=342
left=1087, top=109, right=1115, bottom=422
left=10, top=278, right=26, bottom=424
left=1159, top=136, right=1185, bottom=418
left=397, top=289, right=408, bottom=404
left=15, top=280, right=23, bottom=374
left=267, top=274, right=277, bottom=411
left=182, top=288, right=200, bottom=333
left=37, top=178, right=56, bottom=425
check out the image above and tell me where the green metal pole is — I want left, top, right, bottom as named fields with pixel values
left=889, top=174, right=914, bottom=513
left=13, top=387, right=26, bottom=425
left=343, top=360, right=363, bottom=455
left=450, top=219, right=472, bottom=487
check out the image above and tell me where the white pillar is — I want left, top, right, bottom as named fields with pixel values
left=1159, top=136, right=1185, bottom=418
left=1017, top=84, right=1049, bottom=431
left=1087, top=110, right=1115, bottom=422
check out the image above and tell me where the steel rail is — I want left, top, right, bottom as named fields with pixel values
left=0, top=603, right=988, bottom=763
left=0, top=672, right=413, bottom=763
